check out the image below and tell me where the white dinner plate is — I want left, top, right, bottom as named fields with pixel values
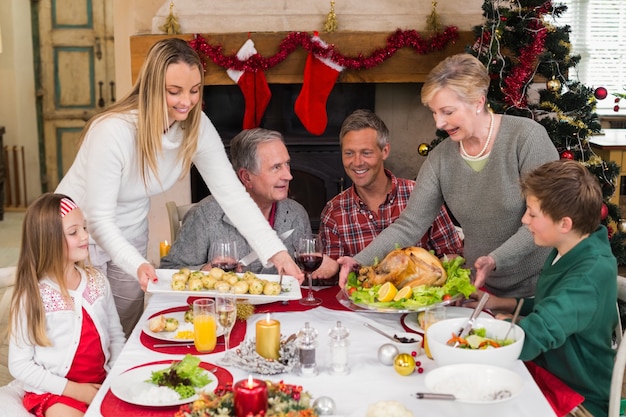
left=425, top=363, right=524, bottom=404
left=402, top=306, right=493, bottom=334
left=110, top=362, right=218, bottom=407
left=142, top=310, right=224, bottom=342
left=148, top=269, right=302, bottom=304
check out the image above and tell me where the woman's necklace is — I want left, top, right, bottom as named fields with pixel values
left=460, top=111, right=494, bottom=160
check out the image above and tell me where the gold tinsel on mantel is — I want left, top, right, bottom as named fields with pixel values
left=159, top=2, right=181, bottom=35
left=324, top=0, right=338, bottom=33
left=426, top=1, right=443, bottom=33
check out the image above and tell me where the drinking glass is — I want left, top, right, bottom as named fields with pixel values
left=216, top=290, right=237, bottom=364
left=422, top=305, right=447, bottom=359
left=193, top=299, right=217, bottom=353
left=295, top=234, right=323, bottom=306
left=209, top=240, right=239, bottom=272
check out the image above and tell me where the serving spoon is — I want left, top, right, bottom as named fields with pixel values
left=363, top=322, right=402, bottom=342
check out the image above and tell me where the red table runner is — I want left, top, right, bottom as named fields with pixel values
left=101, top=360, right=233, bottom=417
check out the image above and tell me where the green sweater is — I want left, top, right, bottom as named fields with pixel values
left=519, top=226, right=617, bottom=417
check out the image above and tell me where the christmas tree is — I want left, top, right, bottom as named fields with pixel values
left=423, top=0, right=626, bottom=264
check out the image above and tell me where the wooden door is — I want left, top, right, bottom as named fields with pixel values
left=37, top=0, right=115, bottom=190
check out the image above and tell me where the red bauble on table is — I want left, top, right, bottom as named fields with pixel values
left=560, top=149, right=575, bottom=160
left=601, top=203, right=609, bottom=221
left=594, top=87, right=608, bottom=100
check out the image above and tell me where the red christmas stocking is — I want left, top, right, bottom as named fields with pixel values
left=227, top=39, right=271, bottom=129
left=295, top=34, right=344, bottom=135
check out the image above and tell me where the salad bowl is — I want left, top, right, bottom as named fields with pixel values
left=426, top=317, right=524, bottom=369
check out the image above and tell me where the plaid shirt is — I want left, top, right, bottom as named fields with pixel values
left=320, top=169, right=463, bottom=259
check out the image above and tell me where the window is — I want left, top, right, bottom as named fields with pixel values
left=555, top=0, right=626, bottom=115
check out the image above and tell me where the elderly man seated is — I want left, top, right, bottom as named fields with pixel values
left=161, top=128, right=311, bottom=274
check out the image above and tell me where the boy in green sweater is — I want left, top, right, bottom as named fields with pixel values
left=470, top=159, right=618, bottom=416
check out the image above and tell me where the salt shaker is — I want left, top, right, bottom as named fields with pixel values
left=328, top=321, right=350, bottom=375
left=295, top=322, right=319, bottom=376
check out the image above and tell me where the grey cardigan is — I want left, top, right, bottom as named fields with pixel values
left=160, top=196, right=311, bottom=274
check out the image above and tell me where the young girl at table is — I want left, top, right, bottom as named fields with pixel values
left=469, top=160, right=617, bottom=417
left=7, top=193, right=126, bottom=417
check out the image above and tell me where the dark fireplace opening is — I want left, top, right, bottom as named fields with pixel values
left=192, top=83, right=376, bottom=232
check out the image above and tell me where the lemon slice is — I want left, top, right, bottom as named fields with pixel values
left=393, top=285, right=413, bottom=301
left=378, top=282, right=398, bottom=302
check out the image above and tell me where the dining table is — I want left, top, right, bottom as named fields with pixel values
left=85, top=284, right=558, bottom=417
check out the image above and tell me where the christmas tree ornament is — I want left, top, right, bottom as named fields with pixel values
left=295, top=32, right=344, bottom=135
left=323, top=0, right=338, bottom=33
left=377, top=343, right=399, bottom=365
left=426, top=1, right=443, bottom=33
left=159, top=2, right=181, bottom=35
left=600, top=203, right=609, bottom=220
left=618, top=219, right=626, bottom=234
left=312, top=396, right=336, bottom=415
left=560, top=149, right=575, bottom=160
left=393, top=353, right=416, bottom=376
left=594, top=87, right=608, bottom=100
left=227, top=39, right=272, bottom=129
left=546, top=77, right=561, bottom=92
left=418, top=143, right=431, bottom=156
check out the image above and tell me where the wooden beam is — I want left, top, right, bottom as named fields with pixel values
left=130, top=31, right=475, bottom=85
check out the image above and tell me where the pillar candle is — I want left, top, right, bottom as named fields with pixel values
left=233, top=376, right=268, bottom=417
left=255, top=313, right=281, bottom=359
left=160, top=240, right=170, bottom=257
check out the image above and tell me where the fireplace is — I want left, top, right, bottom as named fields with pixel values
left=191, top=83, right=376, bottom=232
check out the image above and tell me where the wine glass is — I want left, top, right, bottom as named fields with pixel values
left=295, top=234, right=323, bottom=306
left=216, top=290, right=237, bottom=364
left=209, top=240, right=239, bottom=272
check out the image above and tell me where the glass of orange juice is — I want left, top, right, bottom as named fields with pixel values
left=193, top=298, right=217, bottom=353
left=422, top=305, right=446, bottom=360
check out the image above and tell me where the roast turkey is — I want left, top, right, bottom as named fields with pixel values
left=357, top=247, right=447, bottom=289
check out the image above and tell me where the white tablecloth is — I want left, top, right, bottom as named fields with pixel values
left=86, top=293, right=557, bottom=417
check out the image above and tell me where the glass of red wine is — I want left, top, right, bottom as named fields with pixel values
left=295, top=234, right=323, bottom=306
left=209, top=241, right=239, bottom=272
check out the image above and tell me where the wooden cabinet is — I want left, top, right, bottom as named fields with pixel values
left=590, top=129, right=626, bottom=213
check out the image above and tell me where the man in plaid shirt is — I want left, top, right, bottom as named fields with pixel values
left=313, top=109, right=463, bottom=283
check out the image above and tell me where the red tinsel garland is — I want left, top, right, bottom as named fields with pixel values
left=188, top=27, right=459, bottom=72
left=501, top=1, right=552, bottom=108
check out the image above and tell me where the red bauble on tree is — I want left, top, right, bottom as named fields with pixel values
left=560, top=149, right=575, bottom=160
left=600, top=203, right=609, bottom=221
left=594, top=87, right=608, bottom=100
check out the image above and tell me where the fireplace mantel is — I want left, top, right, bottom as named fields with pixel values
left=130, top=31, right=474, bottom=85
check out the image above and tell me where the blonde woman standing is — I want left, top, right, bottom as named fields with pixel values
left=56, top=39, right=302, bottom=337
left=339, top=53, right=559, bottom=298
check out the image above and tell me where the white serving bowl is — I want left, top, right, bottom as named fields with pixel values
left=426, top=317, right=524, bottom=369
left=391, top=332, right=423, bottom=355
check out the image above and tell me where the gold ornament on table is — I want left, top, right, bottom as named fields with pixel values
left=546, top=77, right=562, bottom=93
left=236, top=300, right=255, bottom=320
left=426, top=1, right=443, bottom=33
left=324, top=0, right=338, bottom=33
left=418, top=143, right=431, bottom=157
left=159, top=2, right=181, bottom=35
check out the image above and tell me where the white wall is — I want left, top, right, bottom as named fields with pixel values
left=0, top=0, right=41, bottom=205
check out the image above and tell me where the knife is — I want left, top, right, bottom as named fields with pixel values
left=239, top=229, right=295, bottom=266
left=456, top=292, right=490, bottom=342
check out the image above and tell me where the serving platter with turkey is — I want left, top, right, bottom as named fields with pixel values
left=339, top=247, right=475, bottom=313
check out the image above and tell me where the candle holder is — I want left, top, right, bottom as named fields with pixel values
left=233, top=376, right=268, bottom=417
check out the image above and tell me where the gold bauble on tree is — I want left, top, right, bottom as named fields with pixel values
left=418, top=143, right=431, bottom=157
left=546, top=77, right=561, bottom=92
